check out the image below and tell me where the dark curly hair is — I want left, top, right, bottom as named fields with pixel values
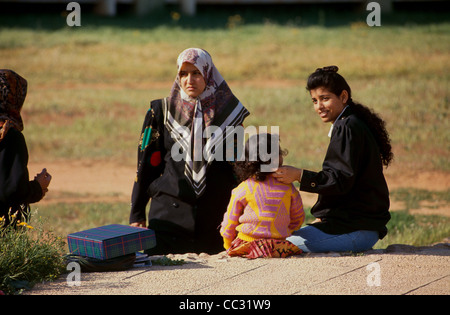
left=234, top=133, right=287, bottom=182
left=306, top=66, right=394, bottom=167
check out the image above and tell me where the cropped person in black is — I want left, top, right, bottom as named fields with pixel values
left=0, top=70, right=51, bottom=226
left=274, top=66, right=393, bottom=252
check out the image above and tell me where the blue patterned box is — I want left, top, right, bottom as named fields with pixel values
left=67, top=224, right=156, bottom=260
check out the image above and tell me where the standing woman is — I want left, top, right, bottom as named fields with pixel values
left=130, top=48, right=250, bottom=255
left=0, top=70, right=52, bottom=226
left=274, top=66, right=393, bottom=252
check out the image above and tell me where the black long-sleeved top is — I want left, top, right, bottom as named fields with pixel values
left=300, top=107, right=390, bottom=239
left=0, top=128, right=43, bottom=222
left=130, top=99, right=238, bottom=254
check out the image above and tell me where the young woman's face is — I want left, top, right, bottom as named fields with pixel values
left=310, top=86, right=348, bottom=123
left=179, top=62, right=206, bottom=98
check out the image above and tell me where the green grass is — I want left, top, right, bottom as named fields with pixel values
left=0, top=12, right=447, bottom=169
left=34, top=203, right=130, bottom=238
left=32, top=187, right=449, bottom=251
left=376, top=211, right=450, bottom=249
left=0, top=212, right=66, bottom=295
left=375, top=189, right=450, bottom=249
left=31, top=193, right=449, bottom=252
left=390, top=188, right=450, bottom=212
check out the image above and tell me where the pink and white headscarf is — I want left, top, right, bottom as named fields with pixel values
left=165, top=48, right=250, bottom=197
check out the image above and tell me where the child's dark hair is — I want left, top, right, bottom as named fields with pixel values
left=306, top=66, right=394, bottom=167
left=234, top=133, right=287, bottom=182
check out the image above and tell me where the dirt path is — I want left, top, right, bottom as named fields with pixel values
left=29, top=160, right=136, bottom=205
left=28, top=159, right=450, bottom=216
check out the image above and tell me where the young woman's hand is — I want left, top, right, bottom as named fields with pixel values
left=273, top=166, right=302, bottom=184
left=130, top=221, right=147, bottom=228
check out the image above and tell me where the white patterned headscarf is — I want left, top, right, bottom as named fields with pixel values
left=165, top=48, right=250, bottom=197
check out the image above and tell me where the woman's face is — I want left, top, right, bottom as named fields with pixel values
left=179, top=62, right=206, bottom=98
left=310, top=86, right=348, bottom=123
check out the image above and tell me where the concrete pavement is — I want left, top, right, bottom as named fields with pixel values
left=28, top=243, right=449, bottom=296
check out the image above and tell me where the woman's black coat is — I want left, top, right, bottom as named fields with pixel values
left=130, top=99, right=238, bottom=254
left=300, top=108, right=391, bottom=238
left=0, top=128, right=43, bottom=223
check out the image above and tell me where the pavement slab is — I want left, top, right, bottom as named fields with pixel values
left=27, top=243, right=449, bottom=296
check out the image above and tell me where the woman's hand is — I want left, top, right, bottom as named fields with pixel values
left=35, top=168, right=51, bottom=195
left=130, top=221, right=147, bottom=228
left=273, top=166, right=302, bottom=184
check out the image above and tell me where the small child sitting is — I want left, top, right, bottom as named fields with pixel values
left=220, top=133, right=305, bottom=258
